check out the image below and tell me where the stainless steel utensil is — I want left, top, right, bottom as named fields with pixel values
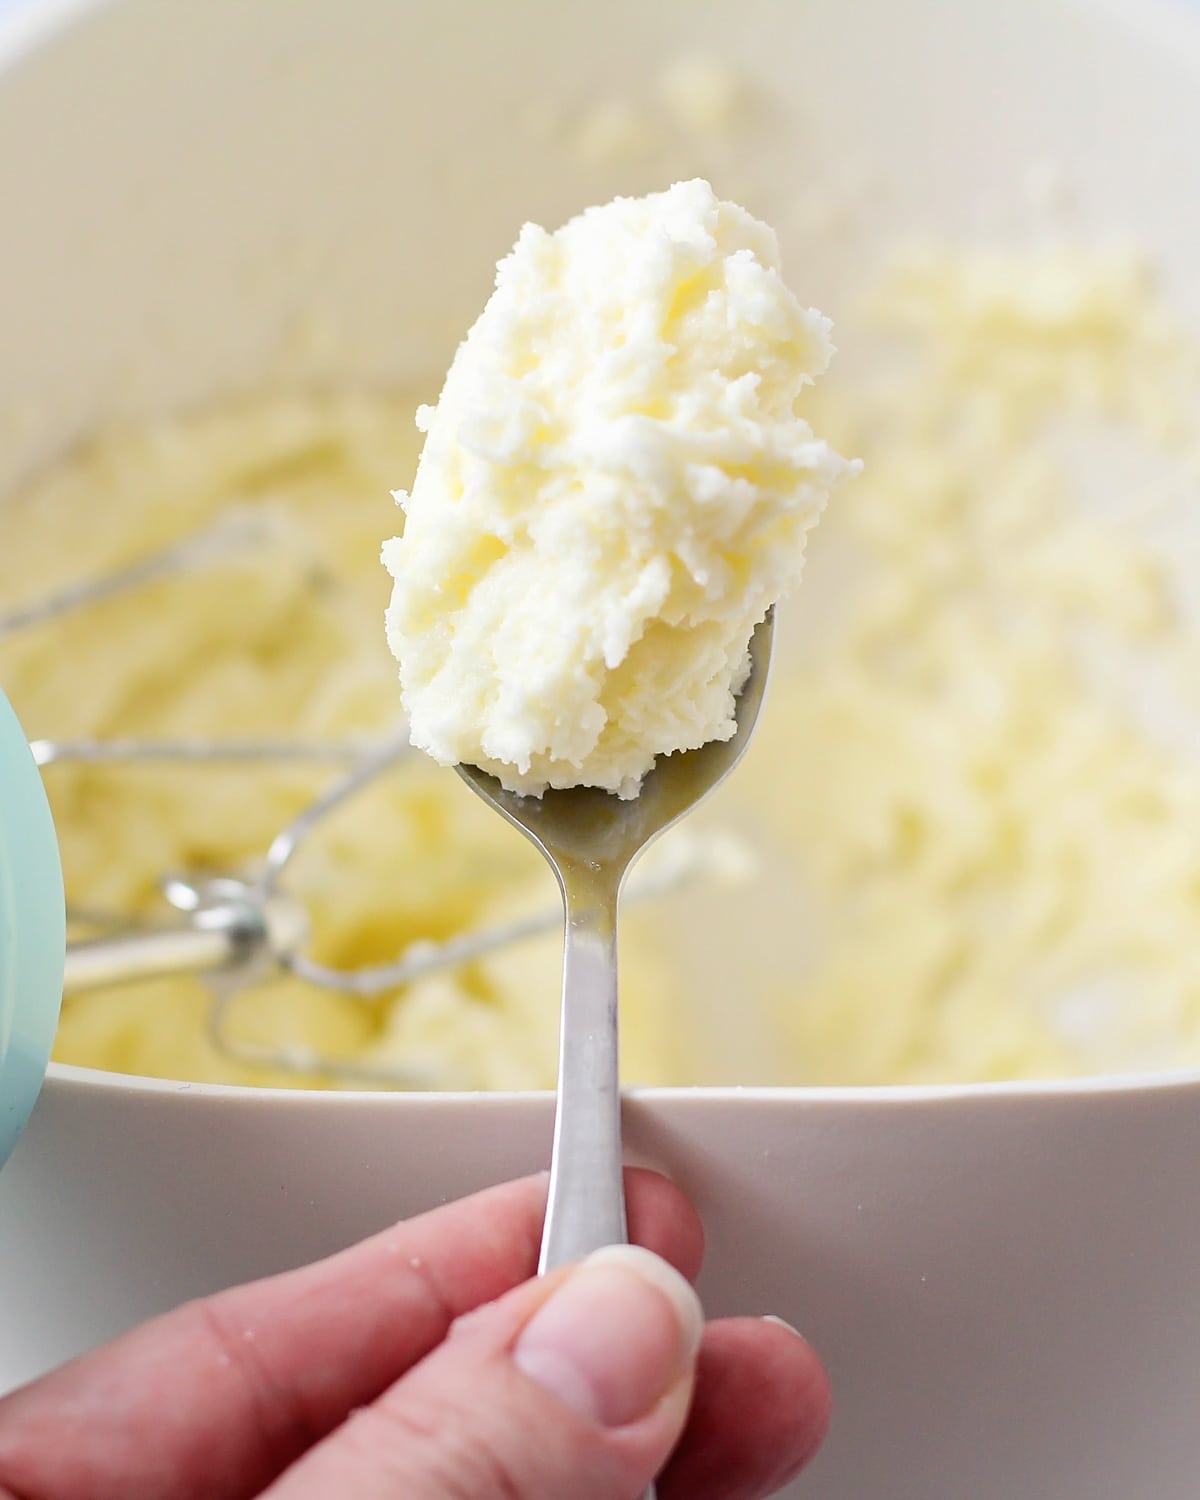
left=457, top=610, right=775, bottom=1272
left=457, top=611, right=774, bottom=1500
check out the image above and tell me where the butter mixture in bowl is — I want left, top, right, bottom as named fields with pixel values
left=3, top=226, right=1199, bottom=1092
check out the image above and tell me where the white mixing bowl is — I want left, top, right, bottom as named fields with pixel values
left=3, top=2, right=1200, bottom=1496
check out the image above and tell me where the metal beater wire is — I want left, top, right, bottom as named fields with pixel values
left=257, top=736, right=415, bottom=896
left=0, top=512, right=271, bottom=642
left=283, top=847, right=707, bottom=997
left=204, top=974, right=434, bottom=1089
left=7, top=510, right=555, bottom=1085
left=9, top=510, right=728, bottom=1085
left=33, top=738, right=381, bottom=768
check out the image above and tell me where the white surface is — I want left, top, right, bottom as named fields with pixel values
left=2, top=2, right=1200, bottom=1497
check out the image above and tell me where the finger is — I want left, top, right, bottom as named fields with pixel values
left=264, top=1245, right=703, bottom=1500
left=0, top=1169, right=701, bottom=1500
left=626, top=1167, right=704, bottom=1283
left=659, top=1317, right=831, bottom=1500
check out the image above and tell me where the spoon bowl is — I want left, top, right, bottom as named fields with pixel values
left=457, top=609, right=776, bottom=884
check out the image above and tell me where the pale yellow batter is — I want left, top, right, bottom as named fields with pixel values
left=743, top=246, right=1200, bottom=1083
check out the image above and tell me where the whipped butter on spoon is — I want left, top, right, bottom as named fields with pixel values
left=384, top=178, right=857, bottom=798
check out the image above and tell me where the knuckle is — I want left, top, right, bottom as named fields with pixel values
left=189, top=1296, right=321, bottom=1455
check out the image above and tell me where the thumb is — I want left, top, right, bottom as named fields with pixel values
left=264, top=1244, right=702, bottom=1500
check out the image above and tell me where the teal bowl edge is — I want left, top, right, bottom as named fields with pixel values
left=0, top=688, right=65, bottom=1168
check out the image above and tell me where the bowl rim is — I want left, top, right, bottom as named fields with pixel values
left=43, top=1058, right=1200, bottom=1105
left=13, top=0, right=1200, bottom=1111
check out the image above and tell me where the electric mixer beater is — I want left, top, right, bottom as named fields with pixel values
left=0, top=514, right=741, bottom=1093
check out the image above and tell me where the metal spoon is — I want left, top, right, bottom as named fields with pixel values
left=456, top=610, right=775, bottom=1273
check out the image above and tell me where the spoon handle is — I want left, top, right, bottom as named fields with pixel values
left=539, top=874, right=627, bottom=1273
left=540, top=876, right=657, bottom=1500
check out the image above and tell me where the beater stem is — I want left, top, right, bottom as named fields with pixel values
left=63, top=889, right=307, bottom=996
